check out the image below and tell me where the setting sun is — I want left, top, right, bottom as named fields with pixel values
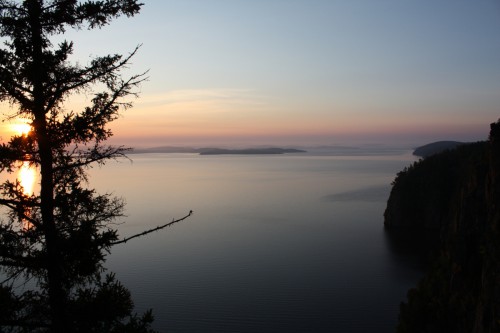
left=12, top=122, right=32, bottom=136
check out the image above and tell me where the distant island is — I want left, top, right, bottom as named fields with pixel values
left=130, top=146, right=306, bottom=155
left=198, top=148, right=306, bottom=155
left=413, top=140, right=464, bottom=158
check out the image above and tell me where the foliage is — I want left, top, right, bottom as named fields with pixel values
left=0, top=1, right=161, bottom=332
left=385, top=141, right=488, bottom=229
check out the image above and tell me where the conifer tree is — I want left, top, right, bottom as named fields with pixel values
left=0, top=1, right=175, bottom=332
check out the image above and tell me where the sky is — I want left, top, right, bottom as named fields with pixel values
left=3, top=0, right=500, bottom=147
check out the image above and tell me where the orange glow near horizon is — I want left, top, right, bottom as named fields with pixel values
left=107, top=91, right=491, bottom=147
left=111, top=107, right=490, bottom=146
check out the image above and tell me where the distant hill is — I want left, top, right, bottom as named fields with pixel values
left=413, top=141, right=464, bottom=158
left=130, top=146, right=306, bottom=155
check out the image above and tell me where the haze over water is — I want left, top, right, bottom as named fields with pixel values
left=87, top=146, right=425, bottom=332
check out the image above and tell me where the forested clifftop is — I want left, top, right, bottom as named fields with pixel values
left=384, top=141, right=489, bottom=230
left=412, top=140, right=464, bottom=158
left=384, top=120, right=500, bottom=333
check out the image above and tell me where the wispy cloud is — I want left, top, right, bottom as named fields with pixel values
left=137, top=88, right=267, bottom=113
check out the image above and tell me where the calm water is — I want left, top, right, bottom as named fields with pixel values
left=84, top=148, right=422, bottom=332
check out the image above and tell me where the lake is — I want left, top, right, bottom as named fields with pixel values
left=84, top=147, right=426, bottom=332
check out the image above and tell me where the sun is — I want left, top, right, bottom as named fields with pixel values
left=12, top=122, right=32, bottom=135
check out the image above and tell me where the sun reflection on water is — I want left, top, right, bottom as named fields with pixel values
left=17, top=162, right=36, bottom=230
left=18, top=161, right=36, bottom=195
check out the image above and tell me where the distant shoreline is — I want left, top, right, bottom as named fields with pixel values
left=130, top=147, right=306, bottom=155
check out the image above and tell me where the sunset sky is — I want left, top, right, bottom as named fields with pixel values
left=2, top=0, right=500, bottom=147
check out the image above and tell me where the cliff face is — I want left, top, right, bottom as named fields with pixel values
left=385, top=120, right=500, bottom=333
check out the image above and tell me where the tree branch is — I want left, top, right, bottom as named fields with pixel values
left=53, top=145, right=130, bottom=172
left=111, top=210, right=192, bottom=245
left=0, top=256, right=42, bottom=269
left=45, top=46, right=144, bottom=112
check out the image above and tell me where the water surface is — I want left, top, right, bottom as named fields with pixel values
left=87, top=149, right=422, bottom=332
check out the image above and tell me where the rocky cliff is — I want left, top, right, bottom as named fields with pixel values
left=384, top=120, right=500, bottom=333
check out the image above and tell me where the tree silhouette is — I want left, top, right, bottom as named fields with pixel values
left=0, top=1, right=189, bottom=332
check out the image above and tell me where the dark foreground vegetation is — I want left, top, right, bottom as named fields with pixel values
left=385, top=120, right=500, bottom=332
left=0, top=1, right=190, bottom=332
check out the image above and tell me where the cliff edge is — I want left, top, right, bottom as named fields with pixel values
left=384, top=120, right=500, bottom=333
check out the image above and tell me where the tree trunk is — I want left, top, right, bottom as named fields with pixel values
left=27, top=1, right=67, bottom=331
